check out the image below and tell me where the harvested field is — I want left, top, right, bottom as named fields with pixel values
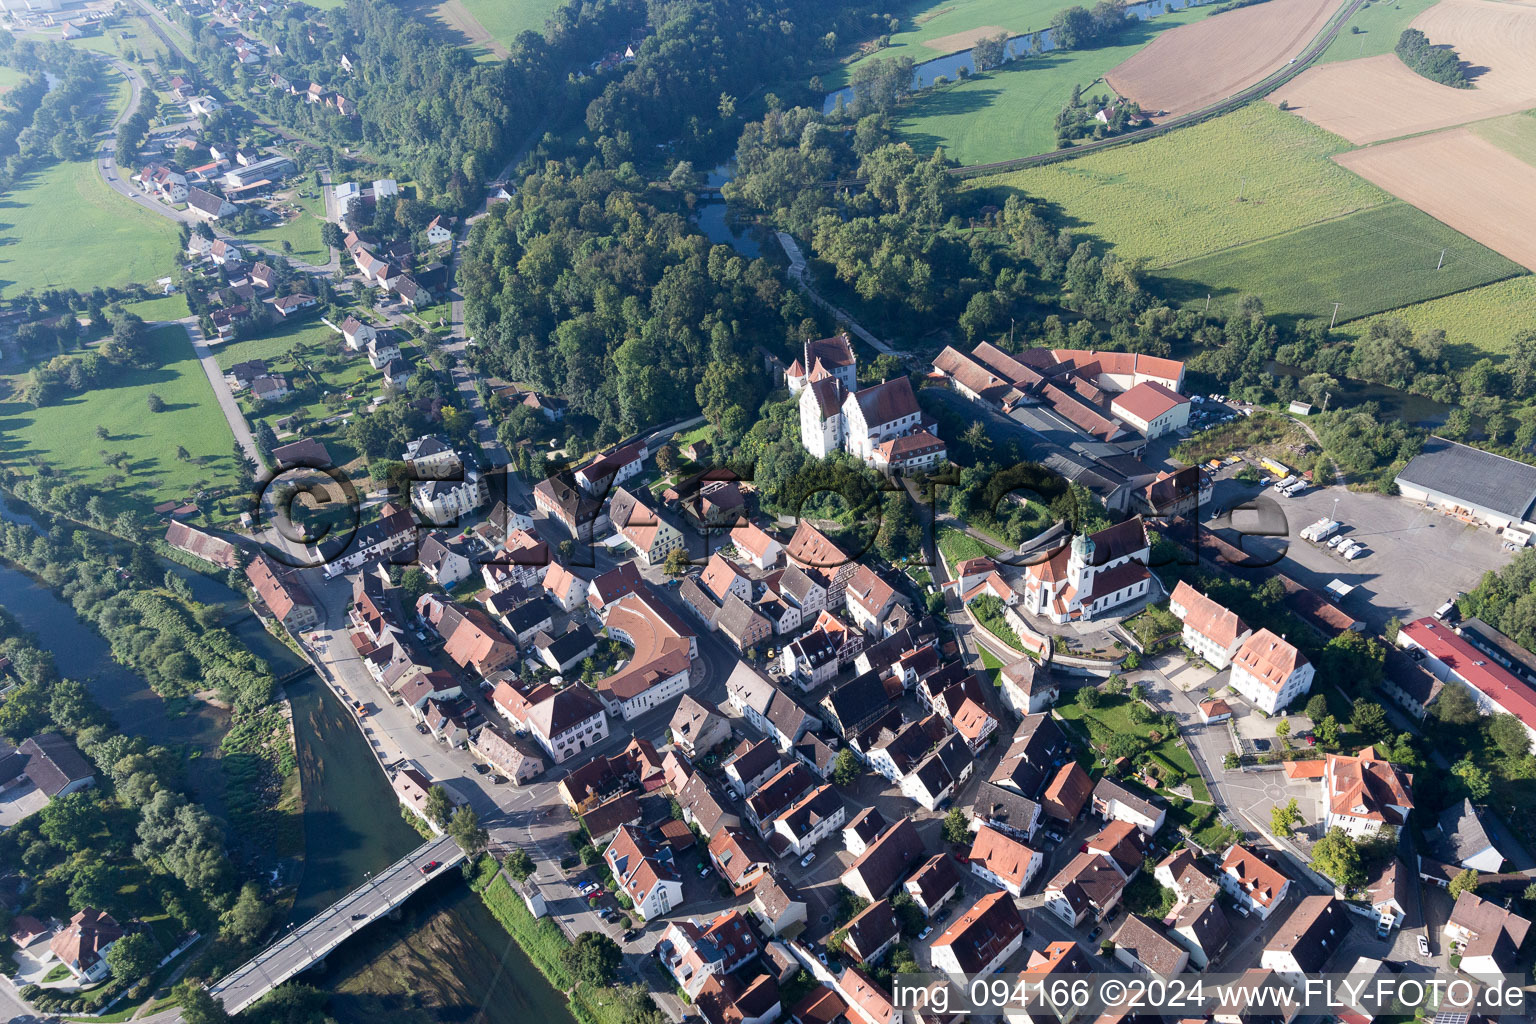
left=926, top=24, right=1011, bottom=52
left=1470, top=111, right=1536, bottom=168
left=1334, top=128, right=1536, bottom=271
left=1273, top=0, right=1536, bottom=143
left=1105, top=0, right=1340, bottom=116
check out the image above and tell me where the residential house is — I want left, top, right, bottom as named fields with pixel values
left=1220, top=844, right=1291, bottom=920
left=250, top=374, right=290, bottom=401
left=1091, top=778, right=1166, bottom=835
left=768, top=784, right=845, bottom=860
left=750, top=876, right=807, bottom=936
left=470, top=727, right=546, bottom=784
left=1444, top=891, right=1531, bottom=976
left=1260, top=896, right=1351, bottom=988
left=1319, top=746, right=1414, bottom=839
left=610, top=487, right=685, bottom=567
left=676, top=772, right=741, bottom=839
left=1041, top=762, right=1094, bottom=824
left=417, top=533, right=473, bottom=588
left=999, top=659, right=1059, bottom=718
left=186, top=185, right=236, bottom=220
left=605, top=823, right=684, bottom=921
left=246, top=553, right=319, bottom=630
left=12, top=733, right=95, bottom=801
left=534, top=474, right=608, bottom=542
left=659, top=911, right=761, bottom=1000
left=841, top=817, right=926, bottom=902
left=967, top=824, right=1041, bottom=897
left=930, top=890, right=1026, bottom=977
left=1111, top=914, right=1190, bottom=975
left=843, top=807, right=889, bottom=856
left=1168, top=892, right=1232, bottom=970
left=782, top=629, right=840, bottom=691
left=47, top=910, right=122, bottom=982
left=970, top=780, right=1042, bottom=843
left=1043, top=851, right=1129, bottom=927
left=1366, top=857, right=1408, bottom=933
left=670, top=695, right=732, bottom=759
left=272, top=292, right=318, bottom=316
left=842, top=901, right=899, bottom=964
left=726, top=663, right=821, bottom=750
left=427, top=215, right=454, bottom=245
left=844, top=564, right=903, bottom=635
left=542, top=563, right=590, bottom=613
left=575, top=441, right=648, bottom=496
left=1229, top=629, right=1314, bottom=715
left=730, top=523, right=782, bottom=570
left=523, top=685, right=608, bottom=764
left=724, top=738, right=784, bottom=798
left=580, top=792, right=644, bottom=847
left=1168, top=581, right=1252, bottom=669
left=367, top=331, right=402, bottom=370
left=904, top=853, right=960, bottom=917
left=1426, top=798, right=1504, bottom=874
left=708, top=827, right=772, bottom=892
left=716, top=594, right=773, bottom=655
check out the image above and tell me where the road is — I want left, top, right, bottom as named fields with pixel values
left=208, top=835, right=463, bottom=1015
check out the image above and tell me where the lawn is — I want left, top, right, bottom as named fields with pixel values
left=451, top=0, right=564, bottom=51
left=213, top=318, right=338, bottom=370
left=937, top=525, right=1001, bottom=565
left=0, top=65, right=24, bottom=94
left=70, top=17, right=170, bottom=61
left=830, top=0, right=1094, bottom=90
left=1153, top=201, right=1527, bottom=323
left=893, top=3, right=1213, bottom=164
left=1055, top=687, right=1208, bottom=799
left=233, top=187, right=330, bottom=264
left=0, top=324, right=240, bottom=515
left=1470, top=112, right=1536, bottom=170
left=966, top=103, right=1390, bottom=266
left=1315, top=0, right=1438, bottom=63
left=0, top=156, right=182, bottom=296
left=123, top=293, right=191, bottom=322
left=978, top=645, right=1005, bottom=686
left=1334, top=276, right=1536, bottom=368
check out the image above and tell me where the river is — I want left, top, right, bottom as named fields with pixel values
left=822, top=0, right=1216, bottom=114
left=0, top=492, right=572, bottom=1024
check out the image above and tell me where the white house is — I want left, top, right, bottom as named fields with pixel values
left=524, top=685, right=609, bottom=764
left=999, top=659, right=1058, bottom=717
left=427, top=214, right=454, bottom=245
left=606, top=823, right=684, bottom=921
left=967, top=824, right=1041, bottom=897
left=1091, top=778, right=1166, bottom=836
left=1168, top=581, right=1252, bottom=669
left=1110, top=381, right=1191, bottom=439
left=341, top=316, right=378, bottom=351
left=930, top=891, right=1026, bottom=977
left=1219, top=844, right=1291, bottom=921
left=1229, top=629, right=1314, bottom=715
left=1320, top=747, right=1414, bottom=839
left=786, top=334, right=857, bottom=395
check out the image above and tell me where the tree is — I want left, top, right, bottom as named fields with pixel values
left=176, top=982, right=230, bottom=1024
left=1078, top=687, right=1102, bottom=710
left=1106, top=733, right=1142, bottom=760
left=655, top=442, right=680, bottom=474
left=106, top=931, right=157, bottom=982
left=891, top=891, right=925, bottom=936
left=663, top=548, right=691, bottom=577
left=222, top=882, right=273, bottom=944
left=1271, top=798, right=1301, bottom=838
left=505, top=848, right=535, bottom=881
left=832, top=748, right=863, bottom=787
left=1434, top=682, right=1482, bottom=726
left=39, top=791, right=107, bottom=852
left=942, top=807, right=971, bottom=845
left=1104, top=676, right=1126, bottom=696
left=147, top=392, right=166, bottom=412
left=1449, top=868, right=1480, bottom=900
left=424, top=785, right=453, bottom=828
left=1223, top=752, right=1241, bottom=770
left=448, top=805, right=489, bottom=857
left=1304, top=694, right=1330, bottom=723
left=1317, top=715, right=1341, bottom=747
left=1489, top=713, right=1530, bottom=759
left=1452, top=756, right=1492, bottom=799
left=1275, top=719, right=1291, bottom=738
left=1311, top=827, right=1364, bottom=888
left=561, top=931, right=622, bottom=985
left=1351, top=699, right=1390, bottom=743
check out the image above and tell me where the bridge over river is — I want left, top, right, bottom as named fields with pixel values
left=209, top=834, right=465, bottom=1015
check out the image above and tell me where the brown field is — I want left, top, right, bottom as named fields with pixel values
left=1104, top=0, right=1339, bottom=116
left=1334, top=128, right=1536, bottom=270
left=1273, top=0, right=1536, bottom=143
left=925, top=24, right=1011, bottom=52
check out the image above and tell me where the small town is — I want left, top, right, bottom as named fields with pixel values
left=2, top=0, right=1536, bottom=1018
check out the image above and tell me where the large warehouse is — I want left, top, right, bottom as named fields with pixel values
left=1395, top=437, right=1536, bottom=541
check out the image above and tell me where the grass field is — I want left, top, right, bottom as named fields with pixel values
left=450, top=0, right=563, bottom=51
left=0, top=325, right=239, bottom=513
left=0, top=65, right=24, bottom=94
left=1471, top=112, right=1536, bottom=169
left=123, top=293, right=191, bottom=322
left=966, top=103, right=1389, bottom=265
left=1055, top=687, right=1210, bottom=801
left=0, top=156, right=182, bottom=296
left=1154, top=201, right=1527, bottom=322
left=894, top=4, right=1211, bottom=164
left=69, top=17, right=170, bottom=61
left=1315, top=0, right=1438, bottom=62
left=1335, top=276, right=1536, bottom=367
left=831, top=0, right=1088, bottom=90
left=234, top=188, right=329, bottom=264
left=937, top=525, right=1001, bottom=564
left=213, top=319, right=338, bottom=370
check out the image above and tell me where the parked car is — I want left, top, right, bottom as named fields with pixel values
left=800, top=851, right=816, bottom=868
left=1344, top=545, right=1368, bottom=560
left=1417, top=934, right=1430, bottom=956
left=1327, top=534, right=1348, bottom=549
left=1088, top=926, right=1102, bottom=941
left=698, top=863, right=712, bottom=878
left=918, top=925, right=932, bottom=940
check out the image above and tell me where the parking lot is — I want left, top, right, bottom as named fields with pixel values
left=1209, top=474, right=1515, bottom=631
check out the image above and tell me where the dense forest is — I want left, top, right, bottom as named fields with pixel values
left=0, top=35, right=114, bottom=195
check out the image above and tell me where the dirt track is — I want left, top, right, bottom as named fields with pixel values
left=1334, top=128, right=1536, bottom=271
left=1104, top=0, right=1340, bottom=116
left=1273, top=0, right=1536, bottom=143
